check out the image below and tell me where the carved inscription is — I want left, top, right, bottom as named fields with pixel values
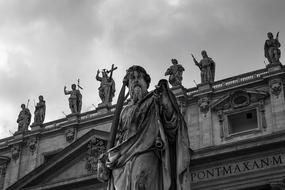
left=191, top=153, right=284, bottom=182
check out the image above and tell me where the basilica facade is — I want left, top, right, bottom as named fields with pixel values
left=0, top=60, right=285, bottom=190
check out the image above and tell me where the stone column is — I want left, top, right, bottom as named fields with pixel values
left=269, top=78, right=285, bottom=131
left=198, top=96, right=213, bottom=147
left=4, top=143, right=22, bottom=189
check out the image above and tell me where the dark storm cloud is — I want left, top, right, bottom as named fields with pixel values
left=0, top=0, right=285, bottom=137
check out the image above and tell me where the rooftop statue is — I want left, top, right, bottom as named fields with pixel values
left=17, top=103, right=31, bottom=132
left=98, top=65, right=191, bottom=190
left=64, top=83, right=82, bottom=114
left=192, top=50, right=215, bottom=84
left=264, top=32, right=281, bottom=64
left=32, top=95, right=46, bottom=125
left=96, top=64, right=116, bottom=107
left=165, top=59, right=185, bottom=87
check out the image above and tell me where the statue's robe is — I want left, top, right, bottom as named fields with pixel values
left=107, top=89, right=190, bottom=190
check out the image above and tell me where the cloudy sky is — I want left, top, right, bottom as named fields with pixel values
left=0, top=0, right=284, bottom=138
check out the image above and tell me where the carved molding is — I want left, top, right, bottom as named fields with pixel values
left=198, top=97, right=210, bottom=116
left=211, top=89, right=269, bottom=140
left=270, top=79, right=282, bottom=98
left=27, top=137, right=38, bottom=154
left=85, top=137, right=107, bottom=174
left=65, top=128, right=76, bottom=143
left=211, top=89, right=269, bottom=112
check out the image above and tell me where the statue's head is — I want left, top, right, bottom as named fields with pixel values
left=71, top=84, right=76, bottom=90
left=201, top=50, right=207, bottom=57
left=39, top=95, right=44, bottom=101
left=124, top=65, right=151, bottom=103
left=267, top=32, right=273, bottom=39
left=171, top=59, right=178, bottom=65
left=21, top=104, right=25, bottom=109
left=102, top=69, right=108, bottom=77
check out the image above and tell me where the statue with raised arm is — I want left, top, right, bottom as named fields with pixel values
left=33, top=95, right=46, bottom=125
left=98, top=65, right=191, bottom=190
left=17, top=104, right=31, bottom=132
left=192, top=50, right=215, bottom=84
left=64, top=84, right=82, bottom=114
left=264, top=32, right=281, bottom=64
left=165, top=59, right=185, bottom=87
left=96, top=64, right=116, bottom=107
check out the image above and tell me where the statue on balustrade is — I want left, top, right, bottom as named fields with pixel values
left=264, top=32, right=281, bottom=64
left=165, top=59, right=185, bottom=87
left=64, top=83, right=82, bottom=114
left=192, top=50, right=215, bottom=84
left=32, top=95, right=46, bottom=125
left=98, top=65, right=191, bottom=190
left=96, top=64, right=116, bottom=107
left=17, top=103, right=31, bottom=132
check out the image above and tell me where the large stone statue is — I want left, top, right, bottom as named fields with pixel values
left=192, top=50, right=215, bottom=84
left=32, top=95, right=46, bottom=125
left=17, top=104, right=31, bottom=132
left=165, top=59, right=185, bottom=87
left=264, top=32, right=281, bottom=64
left=99, top=66, right=191, bottom=190
left=64, top=84, right=82, bottom=114
left=96, top=64, right=116, bottom=107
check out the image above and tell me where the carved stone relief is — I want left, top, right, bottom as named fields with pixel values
left=85, top=137, right=107, bottom=174
left=27, top=137, right=38, bottom=154
left=0, top=163, right=8, bottom=176
left=198, top=97, right=210, bottom=116
left=270, top=79, right=282, bottom=98
left=65, top=128, right=76, bottom=143
left=11, top=144, right=21, bottom=160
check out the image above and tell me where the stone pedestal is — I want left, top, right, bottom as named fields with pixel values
left=267, top=62, right=282, bottom=73
left=66, top=113, right=80, bottom=122
left=30, top=124, right=44, bottom=131
left=197, top=83, right=212, bottom=92
left=96, top=103, right=111, bottom=114
left=13, top=132, right=24, bottom=140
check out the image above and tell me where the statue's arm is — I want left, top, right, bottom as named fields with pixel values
left=96, top=70, right=102, bottom=81
left=64, top=86, right=70, bottom=95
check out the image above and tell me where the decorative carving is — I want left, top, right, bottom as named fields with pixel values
left=164, top=59, right=185, bottom=87
left=212, top=89, right=269, bottom=112
left=65, top=128, right=76, bottom=143
left=231, top=93, right=250, bottom=108
left=11, top=144, right=21, bottom=160
left=270, top=79, right=282, bottom=98
left=85, top=137, right=107, bottom=174
left=96, top=64, right=117, bottom=107
left=198, top=97, right=210, bottom=116
left=27, top=137, right=38, bottom=153
left=0, top=164, right=8, bottom=176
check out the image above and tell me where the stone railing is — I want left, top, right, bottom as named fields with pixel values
left=212, top=68, right=268, bottom=91
left=186, top=68, right=269, bottom=96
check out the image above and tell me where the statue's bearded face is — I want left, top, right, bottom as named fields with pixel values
left=128, top=71, right=148, bottom=104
